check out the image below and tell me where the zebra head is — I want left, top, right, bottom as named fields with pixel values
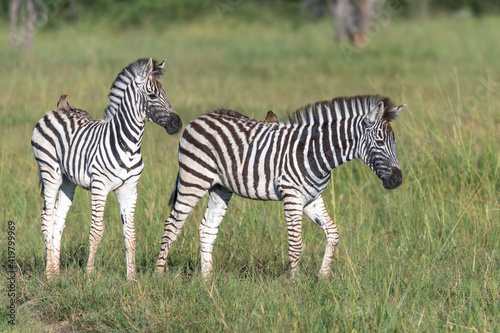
left=358, top=98, right=405, bottom=190
left=136, top=58, right=182, bottom=135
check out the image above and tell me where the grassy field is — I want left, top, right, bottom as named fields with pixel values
left=0, top=13, right=499, bottom=332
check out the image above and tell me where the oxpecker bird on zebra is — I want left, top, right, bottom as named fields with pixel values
left=264, top=110, right=278, bottom=123
left=57, top=94, right=70, bottom=111
left=157, top=95, right=404, bottom=279
left=32, top=58, right=182, bottom=281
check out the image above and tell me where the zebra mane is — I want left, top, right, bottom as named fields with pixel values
left=104, top=58, right=163, bottom=121
left=285, top=95, right=397, bottom=125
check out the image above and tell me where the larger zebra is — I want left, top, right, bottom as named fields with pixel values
left=157, top=95, right=404, bottom=278
left=32, top=58, right=182, bottom=281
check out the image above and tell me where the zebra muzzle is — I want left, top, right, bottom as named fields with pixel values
left=382, top=167, right=402, bottom=190
left=155, top=113, right=182, bottom=135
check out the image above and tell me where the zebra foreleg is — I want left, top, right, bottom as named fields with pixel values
left=87, top=187, right=108, bottom=277
left=51, top=178, right=76, bottom=276
left=115, top=184, right=138, bottom=281
left=282, top=195, right=305, bottom=279
left=303, top=195, right=339, bottom=278
left=199, top=185, right=232, bottom=280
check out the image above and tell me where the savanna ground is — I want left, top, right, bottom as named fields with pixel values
left=0, top=12, right=499, bottom=332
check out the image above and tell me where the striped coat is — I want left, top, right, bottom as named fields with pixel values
left=32, top=58, right=182, bottom=280
left=157, top=95, right=404, bottom=278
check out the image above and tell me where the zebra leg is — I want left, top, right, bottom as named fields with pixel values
left=51, top=178, right=76, bottom=275
left=282, top=195, right=305, bottom=278
left=199, top=185, right=232, bottom=279
left=87, top=186, right=108, bottom=277
left=114, top=184, right=138, bottom=281
left=303, top=195, right=339, bottom=278
left=157, top=176, right=211, bottom=273
left=40, top=173, right=63, bottom=279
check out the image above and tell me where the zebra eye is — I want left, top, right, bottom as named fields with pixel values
left=375, top=140, right=385, bottom=147
left=148, top=93, right=157, bottom=99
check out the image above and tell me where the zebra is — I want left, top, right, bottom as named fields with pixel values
left=32, top=58, right=182, bottom=281
left=156, top=95, right=404, bottom=279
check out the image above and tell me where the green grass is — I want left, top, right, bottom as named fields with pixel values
left=0, top=13, right=499, bottom=332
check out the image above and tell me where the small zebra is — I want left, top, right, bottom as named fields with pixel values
left=32, top=58, right=182, bottom=281
left=157, top=95, right=404, bottom=278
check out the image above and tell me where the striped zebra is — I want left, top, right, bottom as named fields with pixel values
left=157, top=95, right=404, bottom=278
left=32, top=58, right=182, bottom=281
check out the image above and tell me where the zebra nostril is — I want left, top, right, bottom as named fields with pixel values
left=383, top=167, right=402, bottom=189
left=392, top=167, right=402, bottom=180
left=164, top=115, right=182, bottom=135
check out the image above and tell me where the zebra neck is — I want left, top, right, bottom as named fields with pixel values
left=104, top=70, right=143, bottom=123
left=104, top=101, right=146, bottom=148
left=313, top=118, right=360, bottom=172
left=102, top=74, right=146, bottom=145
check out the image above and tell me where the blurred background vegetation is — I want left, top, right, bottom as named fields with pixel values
left=2, top=0, right=500, bottom=23
left=2, top=0, right=500, bottom=35
left=0, top=1, right=498, bottom=331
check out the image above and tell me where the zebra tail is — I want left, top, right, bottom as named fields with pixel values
left=38, top=173, right=44, bottom=197
left=168, top=172, right=179, bottom=207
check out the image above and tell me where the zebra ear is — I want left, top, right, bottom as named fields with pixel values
left=365, top=101, right=385, bottom=125
left=394, top=104, right=406, bottom=115
left=137, top=58, right=154, bottom=82
left=153, top=59, right=166, bottom=78
left=391, top=104, right=406, bottom=121
left=384, top=104, right=406, bottom=122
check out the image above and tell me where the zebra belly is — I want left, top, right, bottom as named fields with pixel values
left=222, top=181, right=281, bottom=201
left=218, top=167, right=281, bottom=201
left=60, top=154, right=143, bottom=193
left=63, top=169, right=91, bottom=190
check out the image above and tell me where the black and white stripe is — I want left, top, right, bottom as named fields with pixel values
left=32, top=58, right=182, bottom=280
left=157, top=94, right=404, bottom=278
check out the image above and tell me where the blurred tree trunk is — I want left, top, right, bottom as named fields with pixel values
left=69, top=0, right=80, bottom=22
left=23, top=0, right=35, bottom=49
left=358, top=0, right=372, bottom=45
left=418, top=0, right=429, bottom=19
left=328, top=0, right=379, bottom=47
left=328, top=0, right=353, bottom=43
left=9, top=0, right=21, bottom=49
left=9, top=0, right=37, bottom=50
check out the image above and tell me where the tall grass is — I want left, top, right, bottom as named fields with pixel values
left=0, top=14, right=498, bottom=332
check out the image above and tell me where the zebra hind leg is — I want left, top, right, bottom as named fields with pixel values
left=51, top=178, right=77, bottom=276
left=156, top=177, right=212, bottom=273
left=39, top=168, right=63, bottom=279
left=114, top=184, right=138, bottom=281
left=303, top=195, right=339, bottom=278
left=199, top=185, right=232, bottom=280
left=87, top=185, right=108, bottom=277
